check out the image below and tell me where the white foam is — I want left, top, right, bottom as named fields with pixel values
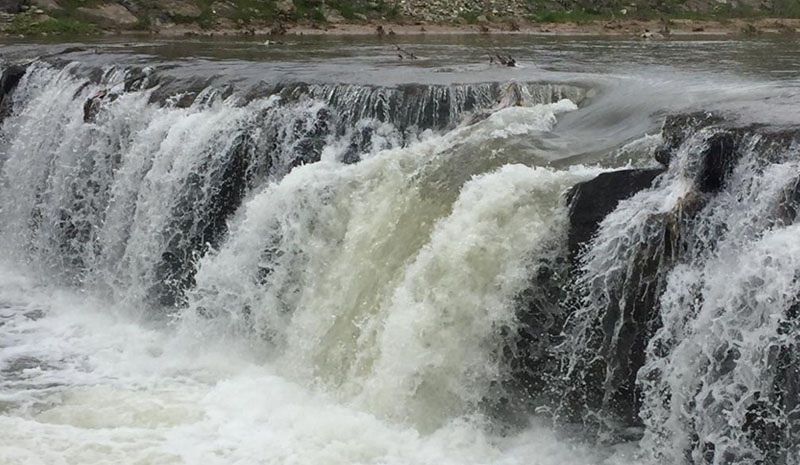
left=0, top=260, right=639, bottom=465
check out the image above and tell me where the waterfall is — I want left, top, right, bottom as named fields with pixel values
left=0, top=60, right=585, bottom=310
left=1, top=53, right=799, bottom=464
left=554, top=115, right=800, bottom=462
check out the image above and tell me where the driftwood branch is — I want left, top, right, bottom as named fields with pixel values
left=488, top=51, right=516, bottom=67
left=395, top=44, right=418, bottom=60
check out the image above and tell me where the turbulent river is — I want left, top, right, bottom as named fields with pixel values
left=1, top=35, right=799, bottom=464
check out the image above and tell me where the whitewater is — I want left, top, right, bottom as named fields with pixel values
left=1, top=36, right=799, bottom=464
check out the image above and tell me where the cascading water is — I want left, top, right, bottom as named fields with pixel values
left=558, top=118, right=800, bottom=463
left=1, top=37, right=799, bottom=465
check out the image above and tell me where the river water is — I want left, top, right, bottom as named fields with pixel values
left=1, top=35, right=799, bottom=464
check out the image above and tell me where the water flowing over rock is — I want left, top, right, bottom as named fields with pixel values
left=566, top=168, right=665, bottom=261
left=539, top=114, right=800, bottom=463
left=0, top=59, right=585, bottom=309
left=2, top=52, right=799, bottom=465
left=0, top=64, right=25, bottom=119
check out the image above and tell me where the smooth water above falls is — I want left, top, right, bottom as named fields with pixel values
left=1, top=36, right=799, bottom=465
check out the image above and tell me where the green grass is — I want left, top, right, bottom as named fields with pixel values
left=530, top=9, right=609, bottom=23
left=459, top=10, right=481, bottom=24
left=5, top=14, right=96, bottom=35
left=771, top=0, right=800, bottom=17
left=291, top=0, right=323, bottom=22
left=228, top=0, right=278, bottom=23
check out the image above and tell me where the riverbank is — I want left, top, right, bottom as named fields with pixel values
left=4, top=16, right=799, bottom=39
left=1, top=0, right=799, bottom=38
left=210, top=17, right=800, bottom=37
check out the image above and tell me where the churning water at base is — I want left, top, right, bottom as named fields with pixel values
left=1, top=36, right=800, bottom=464
left=0, top=262, right=639, bottom=465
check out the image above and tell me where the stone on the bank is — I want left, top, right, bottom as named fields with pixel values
left=29, top=0, right=61, bottom=12
left=210, top=1, right=233, bottom=15
left=276, top=0, right=294, bottom=15
left=162, top=0, right=203, bottom=18
left=77, top=3, right=139, bottom=26
left=321, top=5, right=345, bottom=23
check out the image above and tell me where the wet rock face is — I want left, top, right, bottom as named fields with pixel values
left=568, top=117, right=800, bottom=448
left=149, top=134, right=262, bottom=309
left=566, top=168, right=664, bottom=261
left=0, top=65, right=26, bottom=105
left=0, top=65, right=26, bottom=122
left=511, top=113, right=800, bottom=451
left=654, top=111, right=722, bottom=166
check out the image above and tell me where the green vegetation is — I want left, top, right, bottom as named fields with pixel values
left=226, top=0, right=278, bottom=24
left=292, top=0, right=325, bottom=22
left=6, top=13, right=96, bottom=35
left=458, top=10, right=481, bottom=23
left=773, top=0, right=800, bottom=17
left=530, top=9, right=609, bottom=23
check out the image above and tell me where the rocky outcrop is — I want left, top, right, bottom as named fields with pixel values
left=77, top=3, right=138, bottom=26
left=399, top=0, right=529, bottom=22
left=321, top=5, right=345, bottom=23
left=566, top=168, right=665, bottom=261
left=149, top=134, right=259, bottom=308
left=2, top=0, right=794, bottom=34
left=29, top=0, right=61, bottom=11
left=510, top=113, right=800, bottom=452
left=0, top=64, right=26, bottom=121
left=568, top=116, right=800, bottom=444
left=161, top=0, right=203, bottom=19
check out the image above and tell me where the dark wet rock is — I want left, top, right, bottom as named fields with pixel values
left=694, top=131, right=740, bottom=193
left=560, top=199, right=703, bottom=429
left=654, top=111, right=722, bottom=166
left=341, top=124, right=375, bottom=165
left=566, top=168, right=665, bottom=261
left=83, top=91, right=108, bottom=123
left=552, top=116, right=800, bottom=442
left=0, top=65, right=26, bottom=94
left=148, top=76, right=214, bottom=108
left=0, top=64, right=26, bottom=121
left=657, top=114, right=800, bottom=194
left=149, top=133, right=260, bottom=308
left=500, top=256, right=571, bottom=422
left=777, top=177, right=800, bottom=226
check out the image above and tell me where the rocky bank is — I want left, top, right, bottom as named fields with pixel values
left=1, top=0, right=799, bottom=36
